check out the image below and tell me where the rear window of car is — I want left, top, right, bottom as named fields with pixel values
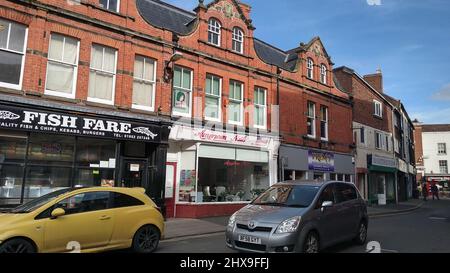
left=112, top=192, right=144, bottom=208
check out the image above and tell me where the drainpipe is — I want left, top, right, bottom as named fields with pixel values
left=276, top=67, right=282, bottom=182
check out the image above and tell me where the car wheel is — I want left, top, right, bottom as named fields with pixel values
left=0, top=238, right=36, bottom=253
left=354, top=221, right=368, bottom=245
left=132, top=225, right=160, bottom=254
left=302, top=232, right=320, bottom=253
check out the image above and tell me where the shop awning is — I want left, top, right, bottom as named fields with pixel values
left=198, top=145, right=269, bottom=163
left=369, top=165, right=397, bottom=173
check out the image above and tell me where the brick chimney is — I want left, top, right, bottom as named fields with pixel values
left=363, top=68, right=383, bottom=93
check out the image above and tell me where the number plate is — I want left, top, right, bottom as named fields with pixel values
left=238, top=234, right=262, bottom=245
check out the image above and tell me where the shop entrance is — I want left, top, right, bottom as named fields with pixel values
left=120, top=159, right=148, bottom=188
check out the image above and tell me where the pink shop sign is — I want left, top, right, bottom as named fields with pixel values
left=192, top=129, right=270, bottom=148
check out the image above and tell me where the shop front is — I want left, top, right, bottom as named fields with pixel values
left=279, top=144, right=355, bottom=183
left=397, top=159, right=409, bottom=202
left=367, top=155, right=397, bottom=205
left=0, top=101, right=170, bottom=209
left=166, top=125, right=279, bottom=218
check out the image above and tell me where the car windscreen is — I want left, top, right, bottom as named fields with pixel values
left=252, top=185, right=320, bottom=208
left=10, top=188, right=75, bottom=213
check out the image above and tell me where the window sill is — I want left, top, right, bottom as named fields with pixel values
left=42, top=94, right=79, bottom=104
left=373, top=114, right=383, bottom=120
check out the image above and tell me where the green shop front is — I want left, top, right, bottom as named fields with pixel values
left=367, top=154, right=397, bottom=205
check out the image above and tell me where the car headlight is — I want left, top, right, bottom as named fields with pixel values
left=227, top=213, right=237, bottom=229
left=275, top=216, right=301, bottom=234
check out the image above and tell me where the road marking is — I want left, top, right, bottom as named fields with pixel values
left=381, top=249, right=399, bottom=253
left=429, top=217, right=447, bottom=220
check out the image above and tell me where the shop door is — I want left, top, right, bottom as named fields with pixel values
left=121, top=159, right=148, bottom=188
left=164, top=163, right=177, bottom=218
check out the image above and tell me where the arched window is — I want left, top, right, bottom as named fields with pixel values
left=208, top=18, right=221, bottom=46
left=307, top=58, right=314, bottom=79
left=320, top=64, right=327, bottom=84
left=232, top=27, right=244, bottom=54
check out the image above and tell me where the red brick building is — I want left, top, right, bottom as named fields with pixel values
left=0, top=0, right=354, bottom=217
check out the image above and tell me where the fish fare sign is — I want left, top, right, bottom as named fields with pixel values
left=0, top=105, right=160, bottom=142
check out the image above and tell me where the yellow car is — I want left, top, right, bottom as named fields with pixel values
left=0, top=187, right=164, bottom=253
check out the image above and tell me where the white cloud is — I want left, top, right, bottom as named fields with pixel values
left=366, top=0, right=382, bottom=6
left=431, top=83, right=450, bottom=101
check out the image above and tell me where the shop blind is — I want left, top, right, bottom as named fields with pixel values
left=236, top=149, right=269, bottom=163
left=198, top=145, right=235, bottom=160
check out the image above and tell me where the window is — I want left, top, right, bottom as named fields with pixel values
left=307, top=58, right=314, bottom=79
left=232, top=27, right=244, bottom=54
left=172, top=66, right=192, bottom=116
left=307, top=101, right=316, bottom=138
left=375, top=131, right=382, bottom=149
left=320, top=64, right=327, bottom=84
left=315, top=185, right=335, bottom=209
left=438, top=143, right=447, bottom=155
left=320, top=106, right=328, bottom=140
left=99, top=0, right=119, bottom=12
left=360, top=127, right=365, bottom=144
left=208, top=18, right=221, bottom=46
left=0, top=19, right=27, bottom=89
left=386, top=135, right=390, bottom=151
left=132, top=56, right=156, bottom=111
left=335, top=183, right=357, bottom=203
left=228, top=80, right=243, bottom=125
left=205, top=74, right=222, bottom=121
left=45, top=34, right=79, bottom=98
left=112, top=192, right=144, bottom=208
left=439, top=160, right=448, bottom=174
left=254, top=87, right=267, bottom=128
left=373, top=100, right=383, bottom=118
left=88, top=44, right=117, bottom=105
left=55, top=191, right=110, bottom=215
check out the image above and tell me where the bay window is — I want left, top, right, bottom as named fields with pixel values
left=88, top=44, right=117, bottom=105
left=205, top=74, right=222, bottom=121
left=254, top=87, right=267, bottom=129
left=132, top=56, right=156, bottom=111
left=172, top=66, right=192, bottom=116
left=228, top=80, right=243, bottom=125
left=0, top=19, right=27, bottom=89
left=45, top=34, right=79, bottom=98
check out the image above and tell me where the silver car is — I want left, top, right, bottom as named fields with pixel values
left=226, top=180, right=368, bottom=253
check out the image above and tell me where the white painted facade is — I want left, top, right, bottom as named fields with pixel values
left=422, top=131, right=450, bottom=175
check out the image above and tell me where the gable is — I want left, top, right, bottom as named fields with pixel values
left=304, top=37, right=331, bottom=61
left=206, top=0, right=253, bottom=29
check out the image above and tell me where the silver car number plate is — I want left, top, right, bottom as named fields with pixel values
left=238, top=234, right=262, bottom=245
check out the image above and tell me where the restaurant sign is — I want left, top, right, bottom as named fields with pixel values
left=308, top=150, right=335, bottom=172
left=0, top=105, right=162, bottom=142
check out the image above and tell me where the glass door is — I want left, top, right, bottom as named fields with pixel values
left=120, top=159, right=148, bottom=188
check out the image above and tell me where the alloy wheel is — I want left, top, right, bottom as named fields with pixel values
left=304, top=233, right=319, bottom=253
left=0, top=239, right=35, bottom=253
left=136, top=226, right=160, bottom=253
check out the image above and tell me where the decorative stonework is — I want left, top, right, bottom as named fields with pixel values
left=310, top=42, right=325, bottom=57
left=211, top=1, right=240, bottom=20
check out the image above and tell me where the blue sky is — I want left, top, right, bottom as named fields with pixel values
left=166, top=0, right=450, bottom=124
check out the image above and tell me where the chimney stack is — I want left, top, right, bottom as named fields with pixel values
left=363, top=68, right=383, bottom=93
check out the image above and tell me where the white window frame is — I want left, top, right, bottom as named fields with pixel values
left=439, top=160, right=448, bottom=174
left=87, top=44, right=118, bottom=105
left=375, top=131, right=382, bottom=150
left=438, top=143, right=447, bottom=155
left=228, top=80, right=244, bottom=126
left=208, top=18, right=221, bottom=46
left=307, top=58, right=314, bottom=79
left=0, top=20, right=28, bottom=90
left=205, top=74, right=222, bottom=122
left=232, top=27, right=244, bottom=54
left=320, top=106, right=328, bottom=141
left=373, top=100, right=383, bottom=118
left=320, top=64, right=327, bottom=84
left=360, top=127, right=366, bottom=145
left=172, top=66, right=193, bottom=118
left=307, top=101, right=316, bottom=138
left=254, top=87, right=267, bottom=130
left=131, top=56, right=157, bottom=112
left=44, top=34, right=80, bottom=99
left=100, top=0, right=120, bottom=13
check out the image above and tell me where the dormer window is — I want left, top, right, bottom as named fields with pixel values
left=99, top=0, right=119, bottom=13
left=232, top=27, right=244, bottom=54
left=320, top=64, right=327, bottom=84
left=208, top=18, right=221, bottom=46
left=307, top=58, right=314, bottom=79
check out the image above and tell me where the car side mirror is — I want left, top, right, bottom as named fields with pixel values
left=51, top=208, right=66, bottom=219
left=321, top=201, right=333, bottom=212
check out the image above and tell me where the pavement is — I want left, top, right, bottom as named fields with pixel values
left=163, top=198, right=426, bottom=241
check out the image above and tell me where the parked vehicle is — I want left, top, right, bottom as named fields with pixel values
left=226, top=180, right=368, bottom=253
left=0, top=187, right=164, bottom=253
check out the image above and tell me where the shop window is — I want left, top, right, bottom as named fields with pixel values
left=88, top=44, right=117, bottom=105
left=99, top=0, right=119, bottom=12
left=45, top=33, right=79, bottom=98
left=307, top=101, right=316, bottom=138
left=0, top=18, right=27, bottom=89
left=23, top=165, right=71, bottom=202
left=345, top=174, right=352, bottom=183
left=254, top=87, right=267, bottom=129
left=0, top=134, right=27, bottom=163
left=208, top=18, right=221, bottom=46
left=132, top=55, right=156, bottom=111
left=337, top=174, right=344, bottom=181
left=228, top=80, right=243, bottom=125
left=27, top=134, right=74, bottom=166
left=232, top=27, right=244, bottom=54
left=172, top=66, right=192, bottom=117
left=205, top=74, right=222, bottom=121
left=0, top=165, right=24, bottom=205
left=313, top=173, right=324, bottom=181
left=330, top=173, right=337, bottom=181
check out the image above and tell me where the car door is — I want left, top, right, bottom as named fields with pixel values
left=334, top=183, right=359, bottom=240
left=314, top=184, right=340, bottom=246
left=40, top=191, right=115, bottom=253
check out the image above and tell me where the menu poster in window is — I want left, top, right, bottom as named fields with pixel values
left=180, top=170, right=196, bottom=187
